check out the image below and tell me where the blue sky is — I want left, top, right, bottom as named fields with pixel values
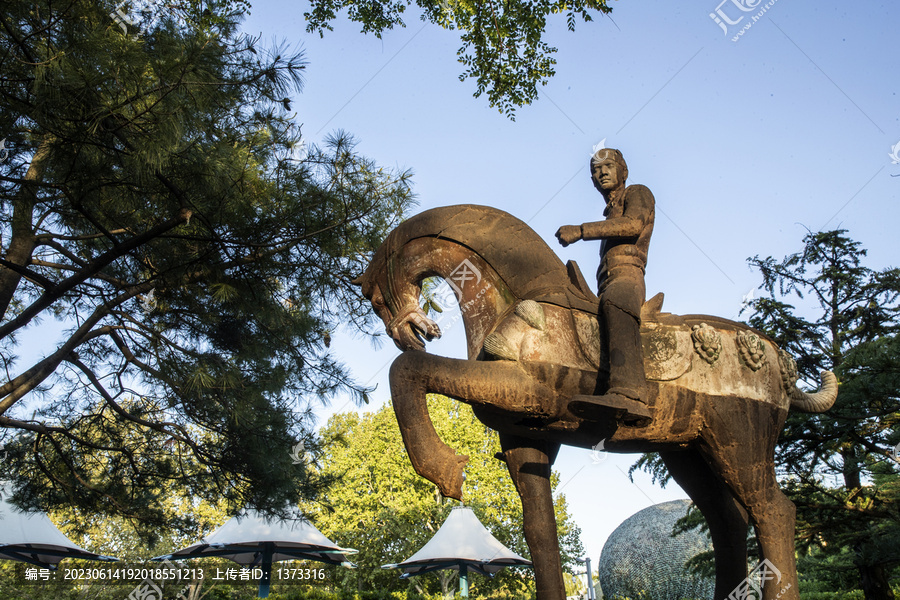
left=233, top=0, right=900, bottom=567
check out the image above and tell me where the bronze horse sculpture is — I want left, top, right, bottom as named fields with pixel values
left=354, top=204, right=837, bottom=600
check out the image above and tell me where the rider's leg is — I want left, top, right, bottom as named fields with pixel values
left=604, top=298, right=647, bottom=403
left=569, top=271, right=651, bottom=423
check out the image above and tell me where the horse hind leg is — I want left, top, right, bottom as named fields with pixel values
left=734, top=475, right=799, bottom=600
left=696, top=402, right=799, bottom=600
left=499, top=433, right=566, bottom=600
left=661, top=448, right=749, bottom=600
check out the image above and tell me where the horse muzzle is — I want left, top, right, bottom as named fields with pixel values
left=387, top=305, right=442, bottom=351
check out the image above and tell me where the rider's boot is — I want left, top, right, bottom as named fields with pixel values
left=568, top=302, right=652, bottom=427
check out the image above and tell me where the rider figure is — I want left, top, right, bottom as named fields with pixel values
left=555, top=148, right=655, bottom=424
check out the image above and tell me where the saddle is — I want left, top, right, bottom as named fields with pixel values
left=563, top=259, right=665, bottom=322
left=564, top=260, right=691, bottom=381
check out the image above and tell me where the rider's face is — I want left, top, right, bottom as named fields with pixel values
left=592, top=159, right=619, bottom=192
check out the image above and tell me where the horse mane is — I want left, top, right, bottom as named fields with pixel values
left=365, top=204, right=595, bottom=310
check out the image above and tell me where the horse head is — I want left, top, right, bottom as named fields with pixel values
left=352, top=232, right=441, bottom=352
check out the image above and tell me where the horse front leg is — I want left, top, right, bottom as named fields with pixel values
left=499, top=433, right=565, bottom=600
left=388, top=351, right=557, bottom=500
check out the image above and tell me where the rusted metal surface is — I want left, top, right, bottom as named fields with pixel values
left=355, top=199, right=836, bottom=600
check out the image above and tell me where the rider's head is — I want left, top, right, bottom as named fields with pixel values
left=590, top=148, right=628, bottom=196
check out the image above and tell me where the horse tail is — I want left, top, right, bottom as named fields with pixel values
left=789, top=371, right=838, bottom=413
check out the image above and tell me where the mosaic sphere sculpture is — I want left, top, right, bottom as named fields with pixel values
left=597, top=499, right=714, bottom=600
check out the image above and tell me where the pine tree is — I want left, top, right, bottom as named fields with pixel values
left=745, top=229, right=900, bottom=600
left=0, top=0, right=414, bottom=531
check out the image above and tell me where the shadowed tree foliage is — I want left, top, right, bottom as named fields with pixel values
left=0, top=0, right=414, bottom=534
left=302, top=0, right=613, bottom=118
left=744, top=229, right=900, bottom=600
left=302, top=395, right=584, bottom=597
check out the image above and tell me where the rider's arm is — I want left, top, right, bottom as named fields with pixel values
left=580, top=185, right=654, bottom=241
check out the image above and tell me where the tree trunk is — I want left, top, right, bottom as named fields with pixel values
left=440, top=570, right=453, bottom=598
left=0, top=139, right=50, bottom=320
left=842, top=448, right=862, bottom=490
left=858, top=562, right=895, bottom=600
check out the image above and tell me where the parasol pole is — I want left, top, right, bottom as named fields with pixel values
left=458, top=475, right=469, bottom=598
left=257, top=542, right=274, bottom=598
left=459, top=563, right=469, bottom=598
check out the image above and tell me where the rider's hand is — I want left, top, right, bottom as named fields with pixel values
left=555, top=225, right=582, bottom=247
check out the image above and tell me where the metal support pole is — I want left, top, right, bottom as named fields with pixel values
left=585, top=556, right=595, bottom=600
left=258, top=544, right=273, bottom=598
left=573, top=556, right=595, bottom=600
left=459, top=564, right=469, bottom=598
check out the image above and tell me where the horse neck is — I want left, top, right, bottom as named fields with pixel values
left=396, top=237, right=513, bottom=359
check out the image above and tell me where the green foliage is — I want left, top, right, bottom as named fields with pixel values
left=627, top=451, right=670, bottom=488
left=796, top=546, right=877, bottom=597
left=0, top=0, right=414, bottom=532
left=266, top=589, right=530, bottom=600
left=745, top=230, right=900, bottom=594
left=747, top=229, right=900, bottom=383
left=46, top=449, right=231, bottom=558
left=796, top=584, right=900, bottom=600
left=300, top=394, right=583, bottom=597
left=302, top=0, right=613, bottom=118
left=799, top=593, right=865, bottom=600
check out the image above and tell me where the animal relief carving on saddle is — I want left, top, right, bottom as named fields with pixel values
left=736, top=331, right=768, bottom=372
left=641, top=324, right=692, bottom=382
left=691, top=322, right=723, bottom=365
